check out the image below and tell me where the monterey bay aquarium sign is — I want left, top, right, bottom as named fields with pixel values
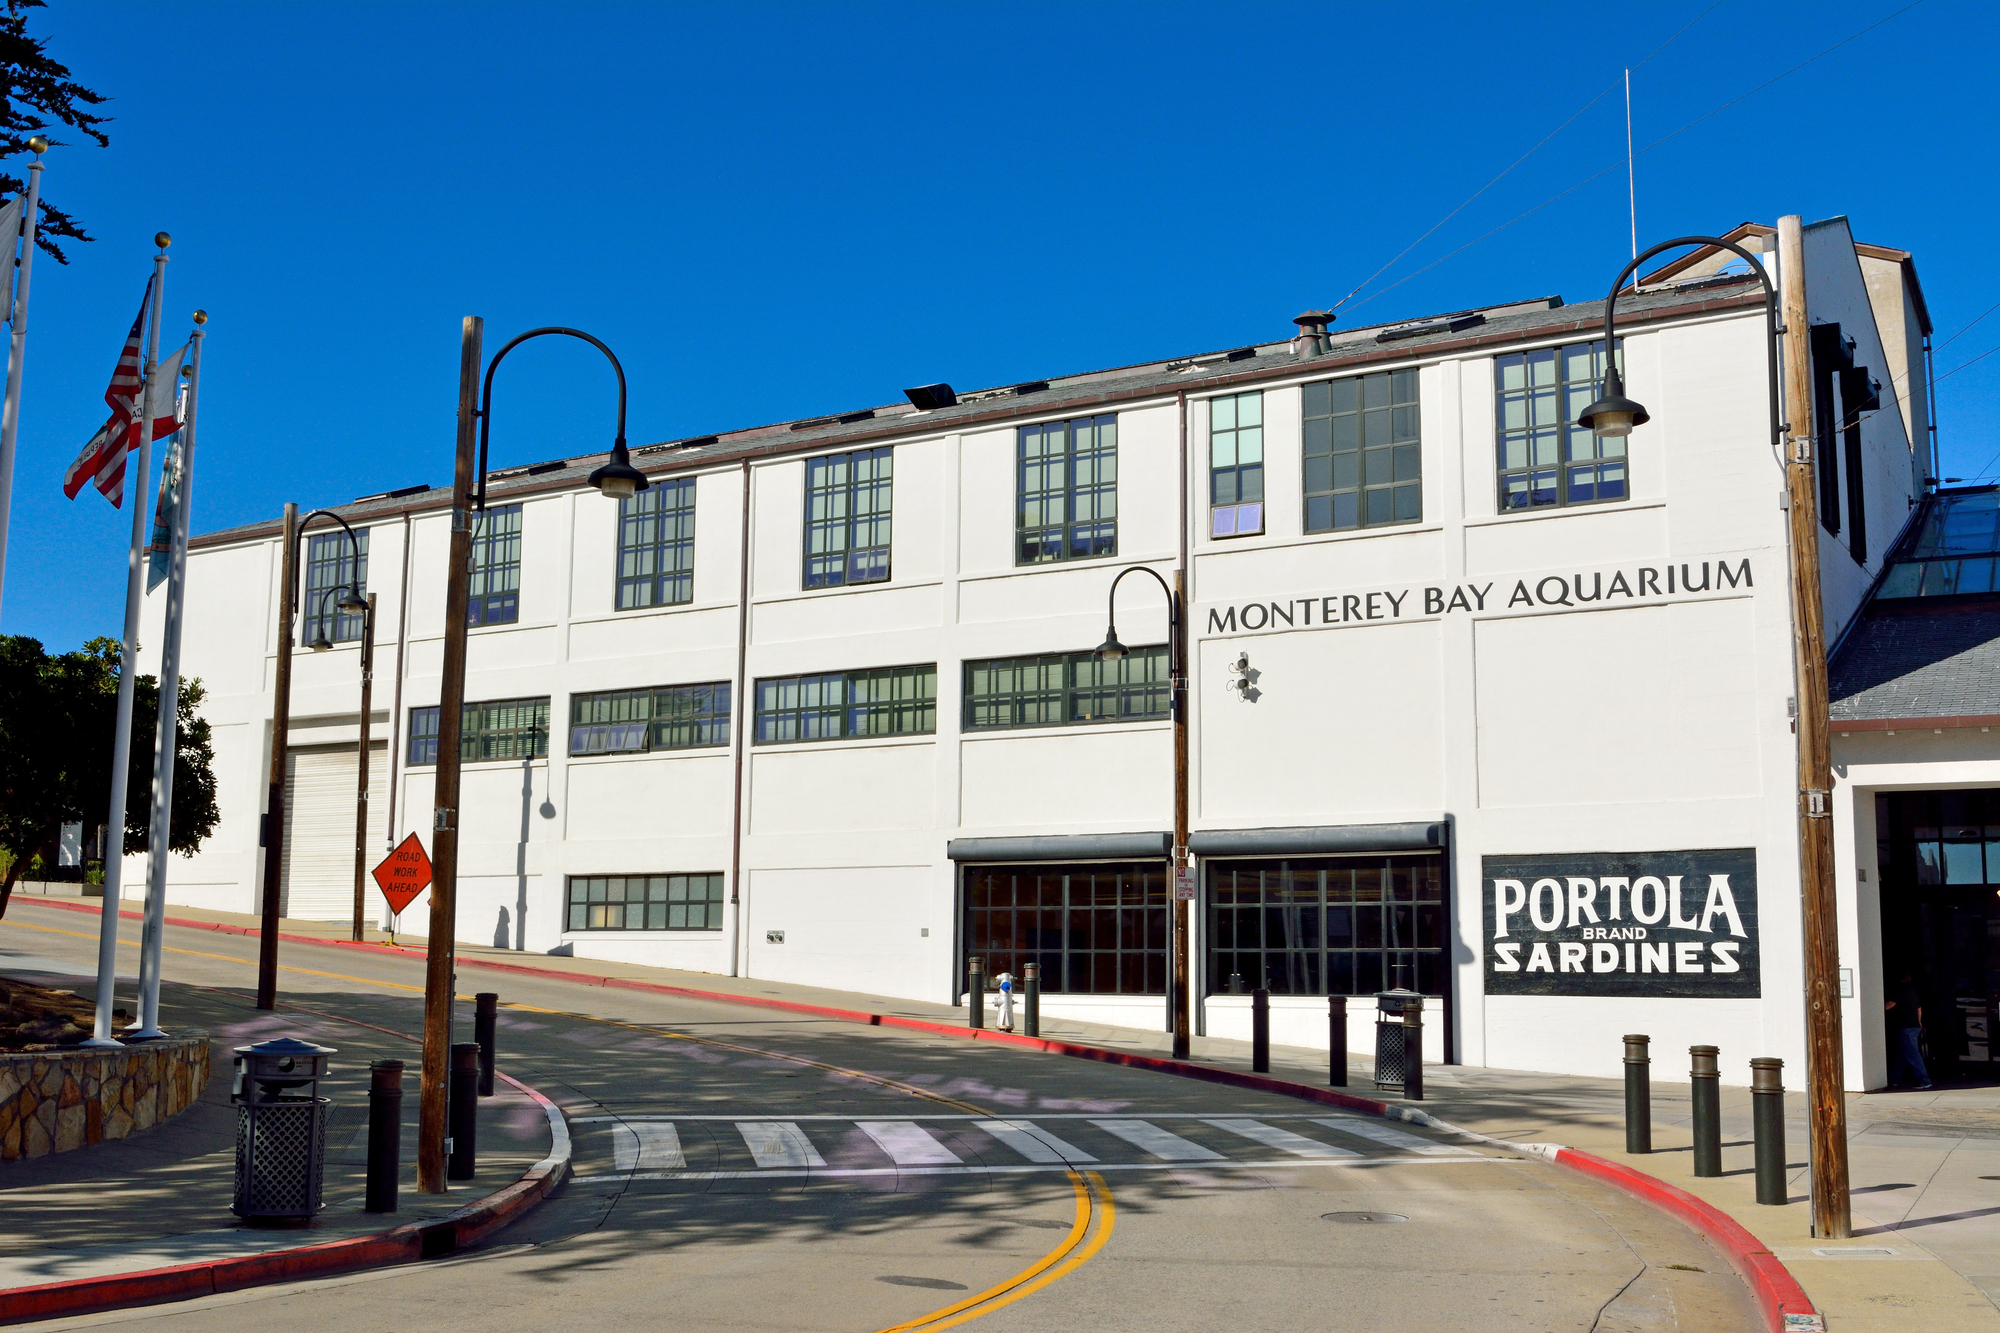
left=1481, top=850, right=1760, bottom=998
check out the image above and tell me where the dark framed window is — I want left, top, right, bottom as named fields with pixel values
left=804, top=447, right=892, bottom=588
left=617, top=478, right=695, bottom=610
left=1208, top=854, right=1446, bottom=997
left=1304, top=369, right=1420, bottom=532
left=964, top=646, right=1169, bottom=730
left=1495, top=340, right=1624, bottom=511
left=569, top=682, right=731, bottom=755
left=302, top=528, right=368, bottom=645
left=753, top=663, right=936, bottom=744
left=406, top=696, right=550, bottom=765
left=1018, top=414, right=1117, bottom=564
left=964, top=862, right=1168, bottom=995
left=468, top=503, right=522, bottom=625
left=567, top=874, right=724, bottom=931
left=1210, top=392, right=1264, bottom=538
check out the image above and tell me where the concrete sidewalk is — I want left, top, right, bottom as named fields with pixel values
left=39, top=896, right=2000, bottom=1331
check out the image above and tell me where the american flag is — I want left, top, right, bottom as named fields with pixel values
left=62, top=278, right=152, bottom=507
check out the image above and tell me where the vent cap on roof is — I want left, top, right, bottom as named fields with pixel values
left=904, top=383, right=956, bottom=411
left=1292, top=311, right=1335, bottom=357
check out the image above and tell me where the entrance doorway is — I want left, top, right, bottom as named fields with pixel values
left=1876, top=790, right=2000, bottom=1084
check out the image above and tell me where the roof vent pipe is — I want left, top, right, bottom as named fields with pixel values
left=1292, top=310, right=1334, bottom=357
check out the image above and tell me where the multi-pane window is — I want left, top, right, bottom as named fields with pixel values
left=468, top=504, right=522, bottom=625
left=1018, top=415, right=1117, bottom=564
left=753, top=664, right=936, bottom=744
left=1208, top=855, right=1446, bottom=997
left=567, top=874, right=725, bottom=931
left=569, top=683, right=732, bottom=755
left=1495, top=340, right=1625, bottom=511
left=617, top=478, right=695, bottom=610
left=406, top=696, right=550, bottom=765
left=1210, top=392, right=1264, bottom=538
left=804, top=447, right=892, bottom=588
left=1303, top=369, right=1421, bottom=532
left=302, top=529, right=368, bottom=645
left=1878, top=489, right=2000, bottom=599
left=964, top=862, right=1168, bottom=995
left=964, top=646, right=1169, bottom=730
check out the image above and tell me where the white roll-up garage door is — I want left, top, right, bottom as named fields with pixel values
left=282, top=743, right=389, bottom=921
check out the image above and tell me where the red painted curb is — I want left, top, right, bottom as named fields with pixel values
left=13, top=897, right=1816, bottom=1329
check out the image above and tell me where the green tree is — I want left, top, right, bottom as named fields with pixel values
left=0, top=635, right=218, bottom=916
left=0, top=1, right=110, bottom=263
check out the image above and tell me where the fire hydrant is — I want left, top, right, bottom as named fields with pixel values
left=995, top=972, right=1016, bottom=1032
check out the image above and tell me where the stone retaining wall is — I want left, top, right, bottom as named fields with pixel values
left=0, top=1033, right=210, bottom=1161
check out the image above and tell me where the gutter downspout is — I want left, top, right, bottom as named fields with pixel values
left=1178, top=388, right=1194, bottom=1039
left=728, top=459, right=752, bottom=976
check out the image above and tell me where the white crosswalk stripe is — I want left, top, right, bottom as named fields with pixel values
left=738, top=1121, right=827, bottom=1168
left=1089, top=1119, right=1223, bottom=1161
left=856, top=1120, right=961, bottom=1165
left=612, top=1121, right=686, bottom=1171
left=1204, top=1118, right=1360, bottom=1158
left=1311, top=1117, right=1475, bottom=1155
left=974, top=1119, right=1097, bottom=1164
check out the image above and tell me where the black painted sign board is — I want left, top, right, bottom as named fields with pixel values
left=1482, top=849, right=1760, bottom=998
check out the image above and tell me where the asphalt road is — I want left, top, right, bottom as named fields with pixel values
left=4, top=902, right=1761, bottom=1332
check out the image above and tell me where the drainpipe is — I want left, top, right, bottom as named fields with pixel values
left=728, top=459, right=752, bottom=976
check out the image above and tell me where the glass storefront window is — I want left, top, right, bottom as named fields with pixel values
left=962, top=862, right=1166, bottom=995
left=1208, top=854, right=1446, bottom=997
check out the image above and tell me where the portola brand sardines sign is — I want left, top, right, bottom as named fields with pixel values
left=1481, top=849, right=1760, bottom=998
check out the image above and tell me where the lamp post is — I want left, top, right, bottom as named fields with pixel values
left=418, top=322, right=636, bottom=1195
left=1096, top=563, right=1189, bottom=1060
left=1579, top=220, right=1849, bottom=1238
left=310, top=584, right=378, bottom=943
left=255, top=509, right=366, bottom=1010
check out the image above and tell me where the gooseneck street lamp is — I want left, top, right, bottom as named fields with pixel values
left=419, top=322, right=632, bottom=1194
left=1585, top=222, right=1849, bottom=1238
left=1097, top=563, right=1190, bottom=1061
left=255, top=508, right=365, bottom=1010
left=309, top=582, right=379, bottom=947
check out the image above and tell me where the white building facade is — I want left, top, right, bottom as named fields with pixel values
left=139, top=216, right=1944, bottom=1088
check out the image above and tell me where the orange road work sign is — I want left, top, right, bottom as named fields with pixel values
left=372, top=833, right=433, bottom=916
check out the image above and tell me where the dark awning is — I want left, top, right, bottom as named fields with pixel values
left=1189, top=821, right=1446, bottom=857
left=946, top=831, right=1172, bottom=862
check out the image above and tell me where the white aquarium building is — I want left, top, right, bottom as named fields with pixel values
left=140, top=216, right=1984, bottom=1090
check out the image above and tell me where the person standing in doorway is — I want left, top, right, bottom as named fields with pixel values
left=1886, top=972, right=1933, bottom=1090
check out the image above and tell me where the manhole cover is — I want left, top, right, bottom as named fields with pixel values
left=877, top=1276, right=969, bottom=1291
left=1322, top=1211, right=1408, bottom=1224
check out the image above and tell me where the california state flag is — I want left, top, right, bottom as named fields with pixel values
left=62, top=279, right=152, bottom=507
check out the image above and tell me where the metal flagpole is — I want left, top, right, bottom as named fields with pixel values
left=85, top=243, right=168, bottom=1047
left=0, top=137, right=45, bottom=618
left=132, top=316, right=202, bottom=1038
left=125, top=238, right=170, bottom=1033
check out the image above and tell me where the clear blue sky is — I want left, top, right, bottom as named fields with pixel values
left=1, top=0, right=1991, bottom=649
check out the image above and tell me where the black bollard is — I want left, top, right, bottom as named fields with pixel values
left=364, top=1060, right=403, bottom=1214
left=1023, top=962, right=1040, bottom=1038
left=1690, top=1045, right=1721, bottom=1178
left=1623, top=1034, right=1652, bottom=1154
left=474, top=993, right=498, bottom=1097
left=1328, top=994, right=1348, bottom=1087
left=967, top=956, right=984, bottom=1030
left=1402, top=1001, right=1424, bottom=1101
left=1251, top=987, right=1270, bottom=1073
left=447, top=1042, right=479, bottom=1181
left=1751, top=1057, right=1786, bottom=1206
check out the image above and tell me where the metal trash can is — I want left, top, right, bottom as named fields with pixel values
left=1373, top=989, right=1423, bottom=1094
left=231, top=1036, right=335, bottom=1226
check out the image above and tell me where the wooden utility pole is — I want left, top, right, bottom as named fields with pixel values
left=419, top=316, right=482, bottom=1194
left=1778, top=213, right=1850, bottom=1238
left=256, top=502, right=298, bottom=1011
left=350, top=592, right=377, bottom=942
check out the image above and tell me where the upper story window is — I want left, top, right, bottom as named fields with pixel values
left=617, top=477, right=696, bottom=610
left=753, top=664, right=937, bottom=744
left=1304, top=369, right=1420, bottom=533
left=1495, top=341, right=1624, bottom=511
left=302, top=528, right=368, bottom=645
left=964, top=646, right=1169, bottom=731
left=406, top=696, right=550, bottom=766
left=569, top=682, right=731, bottom=755
left=469, top=503, right=522, bottom=625
left=1209, top=393, right=1264, bottom=538
left=805, top=447, right=892, bottom=589
left=1019, top=415, right=1117, bottom=565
